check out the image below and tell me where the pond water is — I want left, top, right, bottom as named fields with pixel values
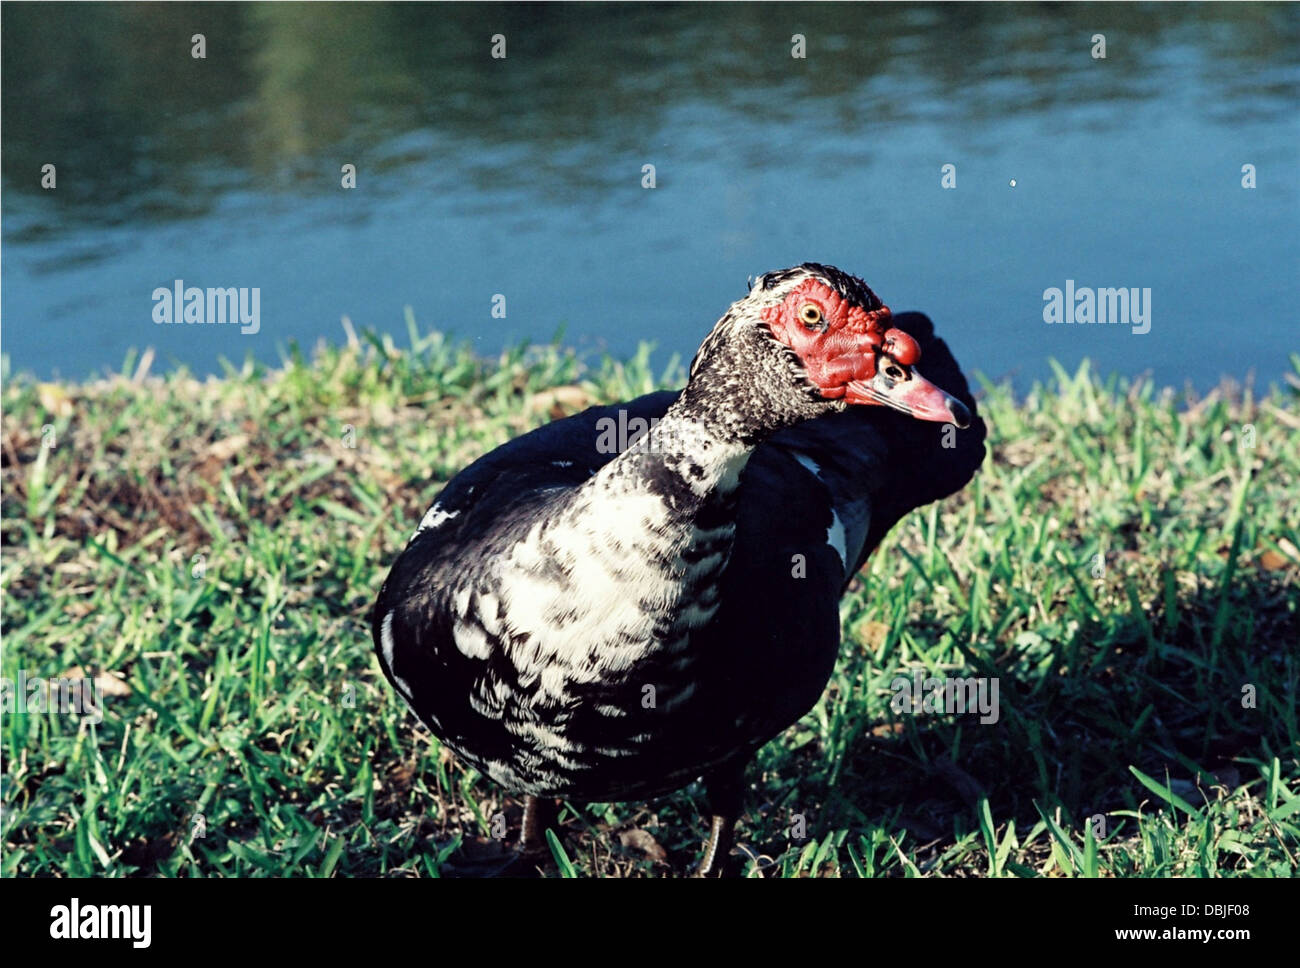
left=3, top=2, right=1297, bottom=390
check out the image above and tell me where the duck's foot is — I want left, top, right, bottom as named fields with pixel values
left=695, top=762, right=745, bottom=877
left=696, top=813, right=737, bottom=877
left=520, top=794, right=559, bottom=855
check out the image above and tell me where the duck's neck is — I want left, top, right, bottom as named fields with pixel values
left=590, top=393, right=759, bottom=518
left=529, top=396, right=763, bottom=626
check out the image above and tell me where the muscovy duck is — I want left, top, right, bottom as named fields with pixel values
left=373, top=264, right=986, bottom=874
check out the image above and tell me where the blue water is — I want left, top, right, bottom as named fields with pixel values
left=3, top=2, right=1297, bottom=389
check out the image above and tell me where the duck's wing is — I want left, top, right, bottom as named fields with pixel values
left=702, top=313, right=987, bottom=741
left=751, top=311, right=987, bottom=589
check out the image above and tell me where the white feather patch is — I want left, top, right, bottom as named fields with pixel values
left=413, top=503, right=459, bottom=540
left=826, top=509, right=847, bottom=571
left=792, top=452, right=847, bottom=571
left=379, top=612, right=414, bottom=698
left=453, top=620, right=493, bottom=660
left=792, top=453, right=823, bottom=479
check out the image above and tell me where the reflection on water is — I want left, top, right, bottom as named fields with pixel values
left=3, top=2, right=1298, bottom=387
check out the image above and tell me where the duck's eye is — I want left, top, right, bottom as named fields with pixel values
left=884, top=363, right=906, bottom=380
left=799, top=304, right=823, bottom=328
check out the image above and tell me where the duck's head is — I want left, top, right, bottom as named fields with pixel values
left=685, top=263, right=971, bottom=440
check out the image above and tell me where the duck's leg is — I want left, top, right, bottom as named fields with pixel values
left=696, top=761, right=745, bottom=877
left=521, top=795, right=558, bottom=853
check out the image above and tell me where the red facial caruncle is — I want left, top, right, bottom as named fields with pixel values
left=762, top=279, right=898, bottom=395
left=762, top=278, right=970, bottom=427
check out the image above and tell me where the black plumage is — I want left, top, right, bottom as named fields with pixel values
left=372, top=265, right=985, bottom=871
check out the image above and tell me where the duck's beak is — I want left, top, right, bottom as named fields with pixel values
left=845, top=365, right=971, bottom=428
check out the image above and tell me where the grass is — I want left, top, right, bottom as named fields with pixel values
left=2, top=317, right=1298, bottom=878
